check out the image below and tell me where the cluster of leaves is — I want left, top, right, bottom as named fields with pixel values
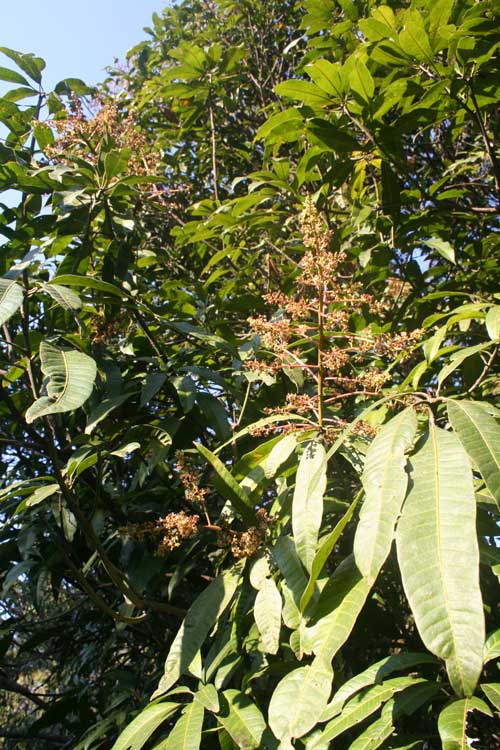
left=0, top=1, right=499, bottom=749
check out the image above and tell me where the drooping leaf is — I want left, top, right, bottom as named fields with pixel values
left=14, top=483, right=60, bottom=514
left=348, top=698, right=395, bottom=750
left=195, top=684, right=219, bottom=713
left=484, top=628, right=500, bottom=663
left=310, top=678, right=425, bottom=749
left=25, top=342, right=97, bottom=423
left=354, top=408, right=417, bottom=581
left=195, top=443, right=255, bottom=523
left=481, top=683, right=500, bottom=711
left=303, top=555, right=371, bottom=662
left=447, top=399, right=500, bottom=511
left=485, top=305, right=500, bottom=340
left=42, top=282, right=82, bottom=311
left=275, top=80, right=331, bottom=107
left=300, top=495, right=359, bottom=612
left=218, top=690, right=270, bottom=750
left=396, top=424, right=484, bottom=696
left=112, top=702, right=180, bottom=750
left=321, top=653, right=438, bottom=721
left=153, top=563, right=243, bottom=697
left=85, top=394, right=133, bottom=435
left=292, top=439, right=327, bottom=573
left=271, top=536, right=308, bottom=609
left=438, top=697, right=492, bottom=750
left=154, top=699, right=204, bottom=750
left=268, top=659, right=333, bottom=742
left=254, top=578, right=282, bottom=654
left=0, top=278, right=23, bottom=325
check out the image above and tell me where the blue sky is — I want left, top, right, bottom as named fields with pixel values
left=1, top=0, right=165, bottom=90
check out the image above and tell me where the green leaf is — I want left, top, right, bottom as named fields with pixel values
left=0, top=66, right=30, bottom=86
left=484, top=628, right=500, bottom=663
left=195, top=443, right=255, bottom=524
left=437, top=343, right=492, bottom=390
left=0, top=278, right=23, bottom=325
left=238, top=433, right=298, bottom=497
left=485, top=305, right=500, bottom=340
left=33, top=121, right=55, bottom=150
left=399, top=10, right=434, bottom=61
left=354, top=409, right=417, bottom=582
left=218, top=690, right=269, bottom=750
left=303, top=555, right=371, bottom=662
left=306, top=60, right=344, bottom=97
left=85, top=394, right=132, bottom=435
left=25, top=342, right=97, bottom=424
left=438, top=697, right=492, bottom=750
left=447, top=399, right=500, bottom=511
left=275, top=80, right=331, bottom=107
left=254, top=578, right=282, bottom=654
left=424, top=238, right=456, bottom=264
left=48, top=274, right=123, bottom=298
left=42, top=283, right=82, bottom=311
left=153, top=563, right=243, bottom=698
left=195, top=684, right=219, bottom=713
left=0, top=47, right=45, bottom=83
left=321, top=653, right=438, bottom=722
left=348, top=698, right=395, bottom=750
left=300, top=495, right=358, bottom=612
left=15, top=483, right=60, bottom=514
left=104, top=148, right=132, bottom=180
left=396, top=424, right=484, bottom=697
left=154, top=699, right=204, bottom=750
left=268, top=660, right=333, bottom=741
left=292, top=439, right=327, bottom=573
left=349, top=59, right=374, bottom=103
left=310, top=677, right=423, bottom=749
left=272, top=536, right=308, bottom=609
left=481, top=683, right=500, bottom=711
left=112, top=702, right=180, bottom=750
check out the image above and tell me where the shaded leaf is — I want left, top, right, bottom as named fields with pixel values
left=25, top=342, right=97, bottom=423
left=0, top=278, right=23, bottom=325
left=154, top=563, right=243, bottom=697
left=112, top=702, right=180, bottom=750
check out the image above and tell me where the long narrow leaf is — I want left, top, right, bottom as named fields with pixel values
left=112, top=702, right=180, bottom=750
left=447, top=399, right=500, bottom=511
left=155, top=699, right=204, bottom=750
left=303, top=555, right=371, bottom=661
left=292, top=439, right=327, bottom=573
left=396, top=424, right=484, bottom=696
left=196, top=443, right=255, bottom=523
left=354, top=408, right=417, bottom=581
left=322, top=653, right=437, bottom=721
left=438, top=697, right=492, bottom=750
left=153, top=563, right=243, bottom=697
left=300, top=495, right=359, bottom=612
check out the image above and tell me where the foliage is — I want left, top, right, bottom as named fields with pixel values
left=0, top=1, right=499, bottom=749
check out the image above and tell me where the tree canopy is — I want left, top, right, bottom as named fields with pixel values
left=0, top=1, right=499, bottom=748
